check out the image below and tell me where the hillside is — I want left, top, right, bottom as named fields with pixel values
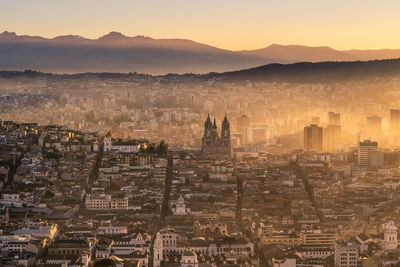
left=2, top=31, right=400, bottom=75
left=215, top=59, right=400, bottom=83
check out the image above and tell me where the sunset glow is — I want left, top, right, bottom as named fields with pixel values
left=1, top=0, right=400, bottom=51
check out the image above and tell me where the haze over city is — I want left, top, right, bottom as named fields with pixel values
left=2, top=1, right=400, bottom=267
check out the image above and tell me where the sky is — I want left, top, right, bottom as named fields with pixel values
left=1, top=0, right=400, bottom=51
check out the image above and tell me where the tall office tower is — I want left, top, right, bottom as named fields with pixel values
left=304, top=124, right=323, bottom=152
left=358, top=140, right=378, bottom=166
left=390, top=109, right=400, bottom=144
left=328, top=112, right=340, bottom=125
left=334, top=241, right=359, bottom=267
left=237, top=114, right=250, bottom=145
left=324, top=125, right=341, bottom=152
left=366, top=115, right=382, bottom=139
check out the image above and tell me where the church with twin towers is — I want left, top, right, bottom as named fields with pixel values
left=201, top=114, right=231, bottom=159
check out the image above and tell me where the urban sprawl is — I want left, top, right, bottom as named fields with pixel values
left=2, top=73, right=400, bottom=267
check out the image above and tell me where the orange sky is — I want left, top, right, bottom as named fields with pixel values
left=1, top=0, right=400, bottom=51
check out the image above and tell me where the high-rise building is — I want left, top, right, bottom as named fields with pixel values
left=366, top=114, right=382, bottom=139
left=237, top=115, right=250, bottom=145
left=304, top=124, right=323, bottom=152
left=369, top=151, right=400, bottom=168
left=358, top=140, right=378, bottom=166
left=390, top=109, right=400, bottom=143
left=334, top=240, right=359, bottom=267
left=201, top=114, right=231, bottom=159
left=328, top=112, right=340, bottom=125
left=324, top=125, right=341, bottom=152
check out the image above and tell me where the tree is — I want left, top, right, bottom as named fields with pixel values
left=43, top=190, right=54, bottom=198
left=44, top=151, right=62, bottom=160
left=110, top=182, right=121, bottom=191
left=156, top=140, right=168, bottom=156
left=146, top=143, right=156, bottom=154
left=128, top=222, right=137, bottom=232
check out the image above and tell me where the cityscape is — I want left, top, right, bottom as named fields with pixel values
left=3, top=1, right=400, bottom=267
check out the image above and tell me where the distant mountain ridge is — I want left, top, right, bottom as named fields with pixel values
left=2, top=58, right=400, bottom=83
left=1, top=31, right=400, bottom=74
left=240, top=44, right=355, bottom=62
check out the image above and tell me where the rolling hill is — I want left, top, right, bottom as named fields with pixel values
left=215, top=59, right=400, bottom=83
left=2, top=31, right=400, bottom=74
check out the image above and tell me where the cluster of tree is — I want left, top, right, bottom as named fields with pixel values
left=43, top=149, right=62, bottom=160
left=43, top=190, right=55, bottom=198
left=140, top=140, right=168, bottom=156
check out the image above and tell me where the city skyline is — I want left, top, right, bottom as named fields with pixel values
left=3, top=1, right=400, bottom=267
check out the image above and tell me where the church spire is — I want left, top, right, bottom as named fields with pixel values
left=205, top=114, right=212, bottom=129
left=213, top=117, right=217, bottom=129
left=223, top=112, right=229, bottom=124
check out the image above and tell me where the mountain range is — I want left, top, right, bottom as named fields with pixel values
left=2, top=31, right=400, bottom=74
left=2, top=58, right=400, bottom=83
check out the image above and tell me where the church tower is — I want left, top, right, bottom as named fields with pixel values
left=103, top=132, right=112, bottom=152
left=203, top=114, right=212, bottom=138
left=153, top=232, right=163, bottom=267
left=382, top=220, right=398, bottom=251
left=201, top=114, right=231, bottom=159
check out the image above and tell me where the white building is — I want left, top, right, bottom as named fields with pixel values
left=384, top=178, right=400, bottom=190
left=153, top=232, right=163, bottom=267
left=334, top=240, right=358, bottom=267
left=85, top=193, right=128, bottom=210
left=103, top=136, right=143, bottom=153
left=97, top=225, right=128, bottom=235
left=381, top=220, right=398, bottom=251
left=172, top=195, right=187, bottom=215
left=271, top=258, right=296, bottom=267
left=111, top=196, right=129, bottom=210
left=181, top=250, right=199, bottom=267
left=85, top=193, right=111, bottom=210
left=159, top=227, right=178, bottom=254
